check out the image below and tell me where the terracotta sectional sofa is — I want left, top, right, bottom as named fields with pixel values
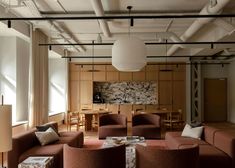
left=7, top=122, right=84, bottom=168
left=165, top=126, right=235, bottom=168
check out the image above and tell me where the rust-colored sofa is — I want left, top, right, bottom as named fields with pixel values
left=7, top=122, right=84, bottom=168
left=165, top=125, right=235, bottom=168
left=63, top=144, right=126, bottom=168
left=136, top=144, right=199, bottom=168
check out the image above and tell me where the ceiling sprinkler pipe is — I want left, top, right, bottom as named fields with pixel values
left=167, top=0, right=231, bottom=56
left=90, top=0, right=111, bottom=37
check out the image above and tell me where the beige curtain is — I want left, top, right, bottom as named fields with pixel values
left=28, top=29, right=49, bottom=127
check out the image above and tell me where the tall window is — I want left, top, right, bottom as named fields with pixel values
left=48, top=51, right=68, bottom=115
left=0, top=36, right=30, bottom=123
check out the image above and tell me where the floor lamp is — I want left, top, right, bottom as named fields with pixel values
left=0, top=96, right=12, bottom=168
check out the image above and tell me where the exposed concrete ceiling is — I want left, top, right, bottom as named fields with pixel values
left=0, top=0, right=235, bottom=62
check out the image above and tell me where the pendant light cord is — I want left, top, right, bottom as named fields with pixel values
left=92, top=40, right=94, bottom=71
left=127, top=6, right=132, bottom=37
left=165, top=39, right=168, bottom=70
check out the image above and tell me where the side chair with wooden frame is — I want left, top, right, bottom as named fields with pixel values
left=163, top=109, right=184, bottom=130
left=67, top=111, right=85, bottom=131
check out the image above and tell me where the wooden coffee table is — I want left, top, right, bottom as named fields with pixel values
left=18, top=156, right=54, bottom=168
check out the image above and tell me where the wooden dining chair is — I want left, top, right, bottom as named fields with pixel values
left=67, top=111, right=85, bottom=131
left=163, top=109, right=184, bottom=130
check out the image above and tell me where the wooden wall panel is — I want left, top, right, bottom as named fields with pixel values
left=173, top=81, right=186, bottom=119
left=146, top=105, right=158, bottom=111
left=106, top=65, right=117, bottom=71
left=69, top=63, right=186, bottom=123
left=133, top=104, right=146, bottom=112
left=106, top=72, right=119, bottom=81
left=70, top=71, right=79, bottom=81
left=93, top=104, right=106, bottom=110
left=70, top=81, right=80, bottom=111
left=80, top=81, right=93, bottom=105
left=93, top=72, right=106, bottom=81
left=133, top=72, right=145, bottom=81
left=106, top=104, right=119, bottom=114
left=159, top=81, right=172, bottom=105
left=80, top=72, right=92, bottom=80
left=119, top=72, right=132, bottom=81
left=159, top=71, right=172, bottom=80
left=146, top=65, right=159, bottom=71
left=173, top=71, right=185, bottom=80
left=146, top=72, right=157, bottom=81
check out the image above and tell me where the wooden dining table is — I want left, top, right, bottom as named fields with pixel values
left=80, top=109, right=111, bottom=131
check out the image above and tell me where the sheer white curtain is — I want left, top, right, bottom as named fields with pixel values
left=28, top=29, right=49, bottom=127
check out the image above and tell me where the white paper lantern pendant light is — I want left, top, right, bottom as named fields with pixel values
left=112, top=6, right=147, bottom=72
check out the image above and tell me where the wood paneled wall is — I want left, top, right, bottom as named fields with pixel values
left=69, top=63, right=186, bottom=121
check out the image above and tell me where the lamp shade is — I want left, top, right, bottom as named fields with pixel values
left=0, top=105, right=12, bottom=152
left=112, top=37, right=146, bottom=72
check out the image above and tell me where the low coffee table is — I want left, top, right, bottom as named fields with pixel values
left=18, top=156, right=54, bottom=168
left=103, top=136, right=146, bottom=168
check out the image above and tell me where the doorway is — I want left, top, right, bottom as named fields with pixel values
left=204, top=78, right=227, bottom=122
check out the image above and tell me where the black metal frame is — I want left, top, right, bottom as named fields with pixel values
left=39, top=41, right=235, bottom=46
left=1, top=14, right=235, bottom=21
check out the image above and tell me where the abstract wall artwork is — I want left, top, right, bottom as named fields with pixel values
left=93, top=82, right=157, bottom=104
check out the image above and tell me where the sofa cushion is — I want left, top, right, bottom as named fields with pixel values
left=36, top=124, right=59, bottom=136
left=132, top=125, right=161, bottom=139
left=59, top=131, right=84, bottom=147
left=54, top=136, right=78, bottom=147
left=181, top=124, right=204, bottom=139
left=214, top=130, right=235, bottom=160
left=165, top=132, right=208, bottom=149
left=199, top=144, right=232, bottom=168
left=35, top=128, right=59, bottom=146
left=203, top=126, right=221, bottom=145
left=99, top=125, right=127, bottom=139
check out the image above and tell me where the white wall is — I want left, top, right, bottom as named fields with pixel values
left=49, top=52, right=68, bottom=114
left=228, top=60, right=235, bottom=123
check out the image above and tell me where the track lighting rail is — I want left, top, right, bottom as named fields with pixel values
left=1, top=14, right=235, bottom=21
left=40, top=41, right=235, bottom=46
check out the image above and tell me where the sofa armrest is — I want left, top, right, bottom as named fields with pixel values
left=7, top=129, right=38, bottom=168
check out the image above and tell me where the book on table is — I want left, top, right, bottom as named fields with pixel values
left=22, top=157, right=51, bottom=164
left=18, top=156, right=53, bottom=168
